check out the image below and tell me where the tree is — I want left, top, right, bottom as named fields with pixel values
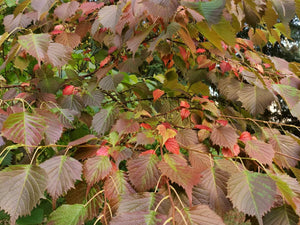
left=0, top=0, right=300, bottom=224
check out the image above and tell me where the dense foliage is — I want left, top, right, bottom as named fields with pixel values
left=1, top=0, right=300, bottom=224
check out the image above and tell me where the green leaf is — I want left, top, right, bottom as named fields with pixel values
left=182, top=0, right=226, bottom=25
left=48, top=204, right=87, bottom=225
left=2, top=112, right=45, bottom=150
left=127, top=154, right=161, bottom=192
left=0, top=165, right=47, bottom=225
left=16, top=207, right=43, bottom=225
left=263, top=204, right=299, bottom=225
left=40, top=156, right=82, bottom=202
left=227, top=170, right=277, bottom=225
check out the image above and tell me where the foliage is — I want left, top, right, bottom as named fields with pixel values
left=0, top=0, right=300, bottom=224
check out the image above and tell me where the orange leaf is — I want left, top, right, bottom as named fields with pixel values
left=180, top=100, right=190, bottom=108
left=157, top=124, right=176, bottom=144
left=100, top=55, right=111, bottom=68
left=140, top=123, right=152, bottom=130
left=153, top=89, right=164, bottom=102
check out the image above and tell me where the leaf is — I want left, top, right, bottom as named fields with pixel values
left=114, top=118, right=140, bottom=134
left=40, top=156, right=82, bottom=202
left=68, top=134, right=96, bottom=147
left=272, top=84, right=300, bottom=120
left=98, top=75, right=116, bottom=91
left=79, top=2, right=104, bottom=15
left=136, top=132, right=155, bottom=145
left=210, top=125, right=238, bottom=149
left=271, top=0, right=295, bottom=25
left=127, top=25, right=153, bottom=55
left=185, top=204, right=226, bottom=225
left=238, top=84, right=275, bottom=115
left=57, top=108, right=79, bottom=128
left=195, top=167, right=231, bottom=215
left=127, top=154, right=160, bottom=192
left=59, top=95, right=84, bottom=113
left=153, top=89, right=165, bottom=102
left=176, top=129, right=199, bottom=148
left=83, top=155, right=112, bottom=187
left=54, top=1, right=79, bottom=21
left=92, top=108, right=115, bottom=135
left=46, top=42, right=72, bottom=67
left=18, top=33, right=50, bottom=65
left=263, top=204, right=299, bottom=225
left=227, top=170, right=277, bottom=225
left=31, top=0, right=56, bottom=17
left=165, top=138, right=180, bottom=154
left=82, top=89, right=104, bottom=107
left=158, top=154, right=201, bottom=203
left=269, top=134, right=300, bottom=168
left=2, top=112, right=45, bottom=150
left=156, top=124, right=176, bottom=144
left=97, top=5, right=121, bottom=33
left=245, top=140, right=274, bottom=165
left=117, top=192, right=156, bottom=214
left=0, top=165, right=47, bottom=225
left=110, top=211, right=161, bottom=225
left=270, top=174, right=299, bottom=210
left=48, top=204, right=87, bottom=225
left=37, top=110, right=63, bottom=145
left=104, top=170, right=135, bottom=200
left=55, top=31, right=81, bottom=49
left=4, top=14, right=32, bottom=33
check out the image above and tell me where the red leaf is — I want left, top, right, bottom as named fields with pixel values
left=157, top=124, right=177, bottom=144
left=140, top=123, right=152, bottom=130
left=83, top=57, right=90, bottom=61
left=178, top=46, right=188, bottom=61
left=263, top=63, right=271, bottom=68
left=194, top=124, right=212, bottom=132
left=100, top=55, right=111, bottom=68
left=209, top=63, right=216, bottom=71
left=239, top=131, right=252, bottom=143
left=220, top=61, right=232, bottom=73
left=33, top=64, right=40, bottom=71
left=216, top=119, right=228, bottom=126
left=158, top=154, right=201, bottom=204
left=222, top=144, right=240, bottom=157
left=153, top=89, right=164, bottom=102
left=196, top=48, right=206, bottom=53
left=180, top=108, right=190, bottom=120
left=63, top=85, right=77, bottom=95
left=165, top=138, right=180, bottom=154
left=108, top=46, right=117, bottom=54
left=96, top=146, right=109, bottom=156
left=139, top=150, right=156, bottom=156
left=180, top=100, right=190, bottom=108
